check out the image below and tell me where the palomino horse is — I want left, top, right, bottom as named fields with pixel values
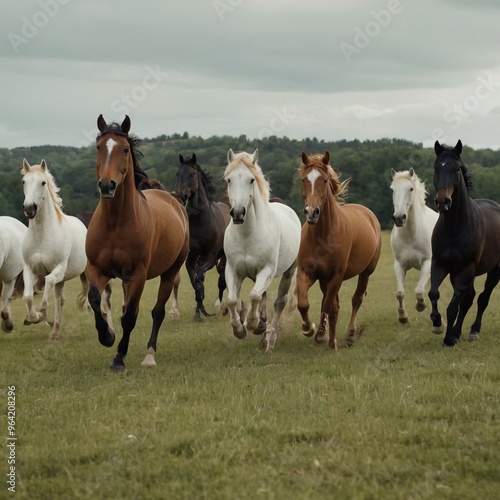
left=429, top=140, right=500, bottom=346
left=0, top=217, right=27, bottom=332
left=86, top=115, right=189, bottom=371
left=297, top=152, right=381, bottom=351
left=176, top=153, right=230, bottom=321
left=390, top=168, right=438, bottom=324
left=223, top=149, right=301, bottom=352
left=21, top=159, right=88, bottom=340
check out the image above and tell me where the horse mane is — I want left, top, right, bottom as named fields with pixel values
left=23, top=163, right=65, bottom=220
left=438, top=144, right=474, bottom=194
left=300, top=154, right=350, bottom=205
left=392, top=170, right=429, bottom=207
left=96, top=122, right=149, bottom=189
left=225, top=152, right=271, bottom=201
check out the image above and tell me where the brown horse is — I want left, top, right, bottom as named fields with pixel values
left=296, top=151, right=381, bottom=351
left=86, top=115, right=189, bottom=371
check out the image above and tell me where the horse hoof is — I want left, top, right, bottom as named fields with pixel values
left=233, top=324, right=247, bottom=340
left=315, top=333, right=328, bottom=346
left=432, top=325, right=444, bottom=335
left=442, top=338, right=457, bottom=347
left=193, top=315, right=203, bottom=323
left=302, top=323, right=316, bottom=338
left=109, top=359, right=126, bottom=372
left=253, top=321, right=267, bottom=335
left=416, top=302, right=426, bottom=312
left=1, top=321, right=13, bottom=333
left=99, top=329, right=115, bottom=348
left=398, top=316, right=409, bottom=325
left=467, top=332, right=480, bottom=342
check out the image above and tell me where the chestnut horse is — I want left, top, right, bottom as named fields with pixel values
left=429, top=140, right=500, bottom=346
left=86, top=115, right=189, bottom=371
left=297, top=151, right=381, bottom=350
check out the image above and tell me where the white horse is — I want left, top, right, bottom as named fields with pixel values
left=390, top=168, right=438, bottom=324
left=223, top=149, right=301, bottom=351
left=0, top=217, right=28, bottom=332
left=21, top=159, right=88, bottom=341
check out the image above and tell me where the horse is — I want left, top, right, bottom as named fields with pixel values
left=86, top=115, right=189, bottom=371
left=223, top=149, right=301, bottom=352
left=429, top=140, right=500, bottom=347
left=176, top=153, right=230, bottom=321
left=296, top=151, right=381, bottom=351
left=390, top=168, right=438, bottom=324
left=21, top=159, right=88, bottom=341
left=0, top=217, right=28, bottom=332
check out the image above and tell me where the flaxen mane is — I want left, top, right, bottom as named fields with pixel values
left=224, top=153, right=271, bottom=201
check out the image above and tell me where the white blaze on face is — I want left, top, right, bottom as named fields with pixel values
left=306, top=168, right=322, bottom=196
left=105, top=138, right=117, bottom=167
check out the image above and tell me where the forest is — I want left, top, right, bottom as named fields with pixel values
left=2, top=133, right=500, bottom=229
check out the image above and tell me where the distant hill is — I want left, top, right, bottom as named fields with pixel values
left=2, top=134, right=499, bottom=229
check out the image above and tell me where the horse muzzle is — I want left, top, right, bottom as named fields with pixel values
left=435, top=196, right=452, bottom=213
left=304, top=206, right=320, bottom=225
left=230, top=207, right=246, bottom=224
left=392, top=213, right=407, bottom=227
left=98, top=180, right=117, bottom=199
left=23, top=203, right=37, bottom=219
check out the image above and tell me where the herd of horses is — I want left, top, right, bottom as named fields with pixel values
left=1, top=115, right=500, bottom=371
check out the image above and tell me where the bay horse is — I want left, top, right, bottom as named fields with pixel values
left=297, top=152, right=381, bottom=351
left=0, top=217, right=28, bottom=332
left=429, top=140, right=500, bottom=346
left=86, top=115, right=189, bottom=371
left=390, top=168, right=438, bottom=324
left=21, top=159, right=88, bottom=341
left=176, top=153, right=230, bottom=321
left=223, top=149, right=301, bottom=352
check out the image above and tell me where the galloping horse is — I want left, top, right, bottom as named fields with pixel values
left=21, top=159, right=88, bottom=340
left=223, top=149, right=301, bottom=352
left=0, top=217, right=27, bottom=332
left=390, top=168, right=438, bottom=324
left=86, top=115, right=189, bottom=371
left=297, top=152, right=381, bottom=351
left=176, top=153, right=230, bottom=321
left=429, top=140, right=500, bottom=346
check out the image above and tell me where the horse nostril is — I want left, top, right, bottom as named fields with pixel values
left=303, top=207, right=308, bottom=215
left=229, top=208, right=234, bottom=218
left=313, top=207, right=320, bottom=218
left=241, top=207, right=246, bottom=217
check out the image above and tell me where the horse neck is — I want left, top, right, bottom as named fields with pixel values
left=239, top=189, right=270, bottom=235
left=189, top=176, right=210, bottom=212
left=315, top=187, right=343, bottom=235
left=30, top=198, right=63, bottom=233
left=443, top=179, right=477, bottom=231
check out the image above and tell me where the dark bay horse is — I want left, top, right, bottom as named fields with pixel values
left=176, top=153, right=230, bottom=321
left=429, top=140, right=500, bottom=346
left=86, top=115, right=189, bottom=371
left=297, top=152, right=382, bottom=351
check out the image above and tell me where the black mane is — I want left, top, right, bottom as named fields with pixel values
left=180, top=155, right=218, bottom=202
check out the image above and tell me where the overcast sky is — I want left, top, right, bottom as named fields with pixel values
left=2, top=0, right=500, bottom=150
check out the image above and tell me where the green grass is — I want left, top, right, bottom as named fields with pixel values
left=1, top=231, right=500, bottom=499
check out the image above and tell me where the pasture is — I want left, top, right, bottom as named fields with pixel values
left=1, top=231, right=499, bottom=499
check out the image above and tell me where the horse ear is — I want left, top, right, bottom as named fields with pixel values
left=408, top=167, right=415, bottom=177
left=391, top=168, right=397, bottom=177
left=251, top=149, right=259, bottom=164
left=191, top=153, right=197, bottom=165
left=97, top=114, right=107, bottom=132
left=121, top=115, right=131, bottom=134
left=322, top=151, right=330, bottom=165
left=434, top=140, right=444, bottom=156
left=40, top=159, right=47, bottom=171
left=455, top=140, right=462, bottom=156
left=301, top=152, right=309, bottom=165
left=227, top=148, right=235, bottom=163
left=179, top=154, right=184, bottom=164
left=22, top=158, right=31, bottom=173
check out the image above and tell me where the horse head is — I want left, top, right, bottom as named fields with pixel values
left=433, top=140, right=464, bottom=213
left=224, top=149, right=267, bottom=225
left=390, top=167, right=417, bottom=227
left=176, top=153, right=199, bottom=204
left=95, top=115, right=134, bottom=199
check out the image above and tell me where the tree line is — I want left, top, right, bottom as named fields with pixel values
left=2, top=133, right=500, bottom=230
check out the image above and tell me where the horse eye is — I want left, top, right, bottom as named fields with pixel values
left=42, top=181, right=46, bottom=186
left=124, top=147, right=129, bottom=154
left=410, top=188, right=413, bottom=192
left=227, top=179, right=231, bottom=184
left=250, top=179, right=255, bottom=184
left=96, top=145, right=100, bottom=151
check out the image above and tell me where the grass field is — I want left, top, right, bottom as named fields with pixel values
left=1, top=231, right=500, bottom=499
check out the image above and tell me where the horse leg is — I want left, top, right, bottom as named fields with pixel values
left=246, top=266, right=274, bottom=332
left=415, top=258, right=431, bottom=313
left=23, top=264, right=42, bottom=325
left=186, top=259, right=202, bottom=322
left=468, top=266, right=500, bottom=341
left=296, top=268, right=316, bottom=338
left=76, top=271, right=89, bottom=311
left=169, top=272, right=181, bottom=319
left=394, top=259, right=409, bottom=324
left=344, top=271, right=372, bottom=346
left=142, top=269, right=179, bottom=367
left=48, top=282, right=65, bottom=341
left=253, top=291, right=267, bottom=336
left=194, top=258, right=217, bottom=319
left=323, top=279, right=342, bottom=351
left=428, top=260, right=448, bottom=335
left=261, top=262, right=296, bottom=352
left=215, top=253, right=227, bottom=307
left=225, top=265, right=245, bottom=339
left=0, top=278, right=16, bottom=332
left=37, top=263, right=65, bottom=325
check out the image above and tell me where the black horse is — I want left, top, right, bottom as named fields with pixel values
left=429, top=140, right=500, bottom=346
left=176, top=153, right=231, bottom=321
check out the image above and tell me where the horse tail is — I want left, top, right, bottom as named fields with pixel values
left=77, top=271, right=90, bottom=310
